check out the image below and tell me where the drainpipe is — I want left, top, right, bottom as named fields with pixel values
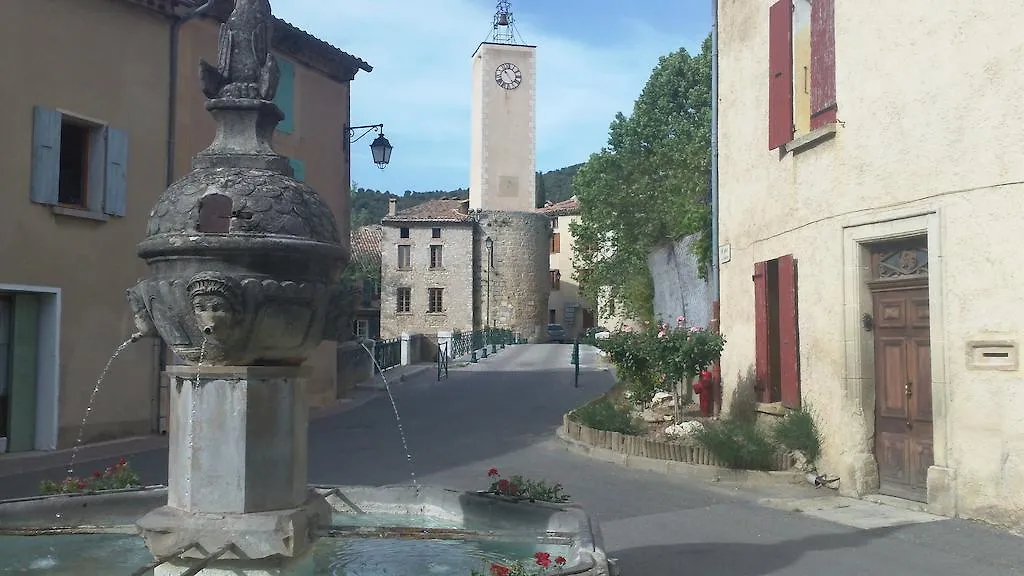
left=710, top=0, right=722, bottom=416
left=152, top=0, right=217, bottom=434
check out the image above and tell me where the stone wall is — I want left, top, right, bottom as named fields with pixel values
left=648, top=233, right=711, bottom=328
left=379, top=222, right=476, bottom=339
left=476, top=211, right=550, bottom=342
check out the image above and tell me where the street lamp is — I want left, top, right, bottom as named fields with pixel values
left=485, top=236, right=494, bottom=328
left=345, top=123, right=393, bottom=169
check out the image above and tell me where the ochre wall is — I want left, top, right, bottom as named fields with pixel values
left=0, top=0, right=171, bottom=446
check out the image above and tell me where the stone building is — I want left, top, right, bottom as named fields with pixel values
left=0, top=0, right=368, bottom=452
left=538, top=198, right=597, bottom=338
left=349, top=225, right=383, bottom=340
left=717, top=0, right=1024, bottom=529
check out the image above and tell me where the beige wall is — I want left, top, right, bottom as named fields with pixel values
left=176, top=18, right=353, bottom=407
left=469, top=43, right=537, bottom=212
left=0, top=0, right=170, bottom=447
left=547, top=214, right=593, bottom=337
left=718, top=0, right=1024, bottom=529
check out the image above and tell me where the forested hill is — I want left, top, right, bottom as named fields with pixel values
left=350, top=163, right=582, bottom=229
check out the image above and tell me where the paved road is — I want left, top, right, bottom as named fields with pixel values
left=2, top=344, right=1023, bottom=575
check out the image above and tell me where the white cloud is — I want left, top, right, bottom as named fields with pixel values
left=271, top=0, right=699, bottom=192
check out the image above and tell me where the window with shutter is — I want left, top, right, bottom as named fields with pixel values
left=551, top=232, right=561, bottom=254
left=104, top=128, right=128, bottom=217
left=753, top=261, right=773, bottom=402
left=768, top=0, right=794, bottom=150
left=274, top=56, right=296, bottom=134
left=30, top=107, right=61, bottom=206
left=810, top=0, right=837, bottom=129
left=753, top=255, right=800, bottom=405
left=777, top=255, right=801, bottom=408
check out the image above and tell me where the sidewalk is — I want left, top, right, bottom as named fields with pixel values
left=357, top=362, right=437, bottom=390
left=0, top=385, right=383, bottom=480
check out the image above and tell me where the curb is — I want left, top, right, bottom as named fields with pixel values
left=555, top=427, right=805, bottom=487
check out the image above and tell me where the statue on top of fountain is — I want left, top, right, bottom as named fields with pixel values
left=127, top=0, right=352, bottom=367
left=199, top=0, right=279, bottom=101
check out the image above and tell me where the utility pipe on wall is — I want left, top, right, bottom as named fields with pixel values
left=709, top=0, right=722, bottom=415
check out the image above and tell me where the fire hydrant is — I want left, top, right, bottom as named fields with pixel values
left=693, top=370, right=714, bottom=417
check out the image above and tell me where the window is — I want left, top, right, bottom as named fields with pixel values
left=552, top=217, right=559, bottom=230
left=274, top=55, right=295, bottom=134
left=427, top=288, right=444, bottom=313
left=396, top=287, right=411, bottom=313
left=752, top=255, right=800, bottom=407
left=431, top=227, right=441, bottom=238
left=30, top=106, right=128, bottom=217
left=400, top=227, right=410, bottom=238
left=430, top=245, right=443, bottom=269
left=550, top=270, right=561, bottom=290
left=768, top=0, right=836, bottom=150
left=352, top=319, right=369, bottom=339
left=549, top=309, right=557, bottom=324
left=551, top=232, right=561, bottom=254
left=397, top=245, right=411, bottom=269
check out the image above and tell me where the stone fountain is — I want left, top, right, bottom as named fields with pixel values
left=0, top=1, right=615, bottom=575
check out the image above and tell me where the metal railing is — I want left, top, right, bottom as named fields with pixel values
left=436, top=343, right=449, bottom=381
left=374, top=338, right=401, bottom=371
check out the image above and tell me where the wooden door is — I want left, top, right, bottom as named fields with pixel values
left=873, top=286, right=933, bottom=501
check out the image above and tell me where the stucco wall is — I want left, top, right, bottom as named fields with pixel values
left=176, top=17, right=352, bottom=407
left=0, top=0, right=171, bottom=447
left=469, top=43, right=537, bottom=212
left=379, top=223, right=476, bottom=339
left=718, top=0, right=1024, bottom=529
left=648, top=233, right=711, bottom=329
left=478, top=211, right=550, bottom=342
left=547, top=214, right=594, bottom=337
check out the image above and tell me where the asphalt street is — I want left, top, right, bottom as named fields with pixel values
left=2, top=343, right=1022, bottom=575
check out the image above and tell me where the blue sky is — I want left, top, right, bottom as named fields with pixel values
left=272, top=0, right=710, bottom=194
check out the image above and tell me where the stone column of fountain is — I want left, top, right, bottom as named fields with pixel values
left=127, top=1, right=350, bottom=574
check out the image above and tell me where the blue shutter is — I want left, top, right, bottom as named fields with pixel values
left=103, top=127, right=128, bottom=216
left=30, top=106, right=61, bottom=205
left=289, top=158, right=305, bottom=182
left=86, top=126, right=107, bottom=213
left=274, top=56, right=295, bottom=134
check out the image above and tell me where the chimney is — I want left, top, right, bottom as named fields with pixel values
left=388, top=198, right=398, bottom=217
left=459, top=199, right=469, bottom=215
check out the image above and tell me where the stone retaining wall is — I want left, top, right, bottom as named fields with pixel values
left=561, top=412, right=792, bottom=471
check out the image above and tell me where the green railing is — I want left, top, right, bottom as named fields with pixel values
left=374, top=338, right=401, bottom=371
left=436, top=343, right=449, bottom=381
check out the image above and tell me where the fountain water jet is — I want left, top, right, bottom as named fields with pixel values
left=0, top=1, right=616, bottom=574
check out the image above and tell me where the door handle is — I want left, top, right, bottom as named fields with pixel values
left=905, top=381, right=913, bottom=398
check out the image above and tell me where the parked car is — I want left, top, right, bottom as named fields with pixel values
left=547, top=323, right=566, bottom=343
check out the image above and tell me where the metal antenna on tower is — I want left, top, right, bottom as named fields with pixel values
left=489, top=0, right=524, bottom=44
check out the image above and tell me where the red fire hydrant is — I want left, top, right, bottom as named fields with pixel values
left=693, top=370, right=714, bottom=417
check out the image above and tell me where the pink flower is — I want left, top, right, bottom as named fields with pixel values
left=623, top=326, right=633, bottom=333
left=689, top=326, right=701, bottom=333
left=676, top=315, right=685, bottom=324
left=657, top=330, right=666, bottom=338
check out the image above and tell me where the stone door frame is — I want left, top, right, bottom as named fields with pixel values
left=840, top=210, right=955, bottom=515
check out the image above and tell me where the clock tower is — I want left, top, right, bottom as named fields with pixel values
left=469, top=1, right=537, bottom=212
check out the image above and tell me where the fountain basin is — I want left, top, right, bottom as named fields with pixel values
left=0, top=485, right=616, bottom=575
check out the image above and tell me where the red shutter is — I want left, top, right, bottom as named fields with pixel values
left=753, top=261, right=772, bottom=403
left=777, top=255, right=801, bottom=408
left=810, top=0, right=837, bottom=129
left=768, top=0, right=794, bottom=150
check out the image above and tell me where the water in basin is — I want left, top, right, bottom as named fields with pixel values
left=0, top=514, right=572, bottom=575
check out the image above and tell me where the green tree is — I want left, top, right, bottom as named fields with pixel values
left=570, top=36, right=712, bottom=321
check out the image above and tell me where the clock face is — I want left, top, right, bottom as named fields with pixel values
left=494, top=62, right=522, bottom=90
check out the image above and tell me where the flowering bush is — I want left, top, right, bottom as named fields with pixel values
left=39, top=458, right=142, bottom=495
left=485, top=468, right=570, bottom=503
left=598, top=316, right=725, bottom=407
left=471, top=551, right=569, bottom=576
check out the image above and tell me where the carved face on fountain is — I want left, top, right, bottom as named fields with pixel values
left=127, top=0, right=352, bottom=367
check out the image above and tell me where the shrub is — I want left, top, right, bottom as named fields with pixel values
left=773, top=407, right=821, bottom=462
left=39, top=458, right=141, bottom=495
left=574, top=397, right=642, bottom=435
left=693, top=418, right=779, bottom=471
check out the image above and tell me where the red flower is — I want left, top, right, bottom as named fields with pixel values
left=534, top=551, right=552, bottom=568
left=497, top=479, right=510, bottom=493
left=487, top=467, right=500, bottom=478
left=92, top=471, right=102, bottom=478
left=555, top=556, right=567, bottom=566
left=490, top=563, right=511, bottom=576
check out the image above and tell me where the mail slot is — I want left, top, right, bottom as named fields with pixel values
left=967, top=341, right=1018, bottom=371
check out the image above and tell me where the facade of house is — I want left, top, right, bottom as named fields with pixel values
left=0, top=0, right=369, bottom=452
left=717, top=0, right=1024, bottom=529
left=538, top=198, right=596, bottom=338
left=350, top=225, right=383, bottom=340
left=379, top=199, right=478, bottom=340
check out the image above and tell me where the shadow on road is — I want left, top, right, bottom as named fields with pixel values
left=612, top=525, right=904, bottom=575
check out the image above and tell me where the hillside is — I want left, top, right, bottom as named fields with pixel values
left=350, top=163, right=582, bottom=229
